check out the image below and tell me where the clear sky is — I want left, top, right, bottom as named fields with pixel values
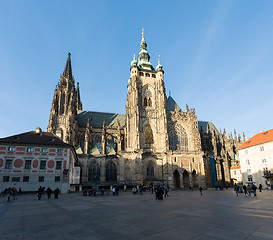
left=1, top=0, right=273, bottom=140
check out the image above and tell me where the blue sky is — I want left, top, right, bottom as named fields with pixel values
left=1, top=0, right=273, bottom=140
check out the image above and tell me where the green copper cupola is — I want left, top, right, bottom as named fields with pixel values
left=137, top=29, right=155, bottom=71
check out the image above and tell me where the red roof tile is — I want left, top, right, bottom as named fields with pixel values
left=0, top=131, right=71, bottom=147
left=230, top=166, right=241, bottom=170
left=238, top=129, right=273, bottom=150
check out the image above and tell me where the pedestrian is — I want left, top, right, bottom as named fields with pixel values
left=259, top=184, right=262, bottom=192
left=247, top=185, right=252, bottom=196
left=252, top=184, right=257, bottom=196
left=18, top=188, right=22, bottom=195
left=46, top=187, right=52, bottom=199
left=112, top=187, right=116, bottom=196
left=243, top=185, right=247, bottom=195
left=37, top=186, right=43, bottom=200
left=234, top=184, right=239, bottom=197
left=199, top=186, right=203, bottom=196
left=13, top=187, right=18, bottom=200
left=115, top=187, right=119, bottom=196
left=164, top=186, right=169, bottom=197
left=101, top=188, right=105, bottom=196
left=7, top=188, right=12, bottom=202
left=93, top=188, right=97, bottom=196
left=54, top=188, right=60, bottom=199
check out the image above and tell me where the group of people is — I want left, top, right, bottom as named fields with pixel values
left=234, top=183, right=262, bottom=197
left=1, top=187, right=21, bottom=202
left=37, top=186, right=60, bottom=200
left=82, top=187, right=106, bottom=197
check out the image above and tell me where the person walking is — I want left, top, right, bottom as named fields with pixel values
left=259, top=184, right=262, bottom=192
left=252, top=184, right=257, bottom=196
left=199, top=186, right=203, bottom=196
left=37, top=186, right=43, bottom=200
left=115, top=187, right=119, bottom=196
left=164, top=186, right=169, bottom=197
left=46, top=187, right=52, bottom=199
left=243, top=185, right=247, bottom=195
left=54, top=188, right=60, bottom=199
left=112, top=187, right=116, bottom=196
left=234, top=184, right=239, bottom=197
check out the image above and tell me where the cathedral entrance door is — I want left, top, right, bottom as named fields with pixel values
left=183, top=170, right=190, bottom=188
left=173, top=170, right=180, bottom=188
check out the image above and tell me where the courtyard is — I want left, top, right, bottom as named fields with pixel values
left=0, top=189, right=273, bottom=240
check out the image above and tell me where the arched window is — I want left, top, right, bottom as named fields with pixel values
left=93, top=134, right=101, bottom=152
left=144, top=97, right=148, bottom=106
left=145, top=73, right=150, bottom=77
left=140, top=72, right=144, bottom=76
left=106, top=161, right=117, bottom=181
left=168, top=123, right=188, bottom=151
left=147, top=164, right=154, bottom=177
left=148, top=98, right=152, bottom=107
left=144, top=124, right=154, bottom=144
left=88, top=161, right=100, bottom=182
left=60, top=92, right=65, bottom=115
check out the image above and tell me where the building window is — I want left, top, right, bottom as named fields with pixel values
left=262, top=159, right=267, bottom=164
left=174, top=157, right=177, bottom=163
left=263, top=167, right=268, bottom=175
left=234, top=171, right=236, bottom=175
left=145, top=73, right=150, bottom=77
left=140, top=72, right=144, bottom=76
left=88, top=161, right=100, bottom=181
left=8, top=147, right=15, bottom=151
left=23, top=176, right=29, bottom=182
left=247, top=169, right=251, bottom=173
left=168, top=123, right=188, bottom=151
left=38, top=176, right=44, bottom=182
left=57, top=149, right=63, bottom=154
left=12, top=177, right=20, bottom=182
left=55, top=176, right=61, bottom=182
left=260, top=146, right=264, bottom=151
left=147, top=164, right=154, bottom=177
left=5, top=159, right=12, bottom=169
left=248, top=175, right=253, bottom=182
left=144, top=97, right=148, bottom=106
left=152, top=74, right=156, bottom=78
left=192, top=158, right=195, bottom=163
left=40, top=160, right=46, bottom=169
left=41, top=148, right=48, bottom=153
left=25, top=160, right=32, bottom=169
left=3, top=176, right=9, bottom=182
left=245, top=150, right=248, bottom=155
left=246, top=159, right=250, bottom=165
left=56, top=161, right=62, bottom=170
left=27, top=148, right=33, bottom=152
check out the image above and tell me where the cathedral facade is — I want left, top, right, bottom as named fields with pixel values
left=47, top=32, right=243, bottom=189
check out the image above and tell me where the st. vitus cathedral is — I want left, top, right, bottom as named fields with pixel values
left=47, top=31, right=243, bottom=189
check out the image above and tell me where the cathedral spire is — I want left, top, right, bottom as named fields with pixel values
left=137, top=29, right=154, bottom=71
left=63, top=52, right=73, bottom=80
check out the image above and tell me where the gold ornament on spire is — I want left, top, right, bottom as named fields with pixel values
left=142, top=28, right=144, bottom=36
left=158, top=55, right=161, bottom=64
left=133, top=53, right=135, bottom=60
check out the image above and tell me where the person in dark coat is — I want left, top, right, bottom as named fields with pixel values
left=37, top=186, right=43, bottom=200
left=46, top=187, right=52, bottom=199
left=243, top=185, right=247, bottom=195
left=54, top=188, right=60, bottom=199
left=259, top=184, right=262, bottom=192
left=199, top=186, right=203, bottom=196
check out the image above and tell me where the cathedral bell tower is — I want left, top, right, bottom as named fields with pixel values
left=125, top=30, right=168, bottom=153
left=47, top=53, right=82, bottom=145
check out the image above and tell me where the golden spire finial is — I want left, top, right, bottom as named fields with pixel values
left=133, top=53, right=135, bottom=60
left=142, top=28, right=144, bottom=36
left=158, top=54, right=161, bottom=64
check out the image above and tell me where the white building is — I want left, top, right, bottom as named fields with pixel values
left=238, top=129, right=273, bottom=189
left=230, top=166, right=242, bottom=184
left=0, top=128, right=79, bottom=193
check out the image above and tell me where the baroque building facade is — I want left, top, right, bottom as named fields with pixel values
left=47, top=32, right=242, bottom=189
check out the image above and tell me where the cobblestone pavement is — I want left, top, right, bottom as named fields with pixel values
left=1, top=189, right=273, bottom=240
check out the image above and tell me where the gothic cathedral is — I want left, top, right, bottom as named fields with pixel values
left=47, top=32, right=243, bottom=189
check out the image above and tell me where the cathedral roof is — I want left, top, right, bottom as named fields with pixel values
left=77, top=110, right=126, bottom=128
left=198, top=121, right=220, bottom=135
left=167, top=96, right=182, bottom=112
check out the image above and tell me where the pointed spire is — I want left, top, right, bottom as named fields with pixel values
left=131, top=53, right=137, bottom=67
left=243, top=132, right=246, bottom=142
left=63, top=52, right=73, bottom=80
left=186, top=104, right=189, bottom=113
left=156, top=54, right=163, bottom=71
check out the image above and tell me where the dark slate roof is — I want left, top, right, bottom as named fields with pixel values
left=198, top=121, right=220, bottom=135
left=0, top=131, right=71, bottom=147
left=77, top=110, right=126, bottom=128
left=167, top=96, right=182, bottom=112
